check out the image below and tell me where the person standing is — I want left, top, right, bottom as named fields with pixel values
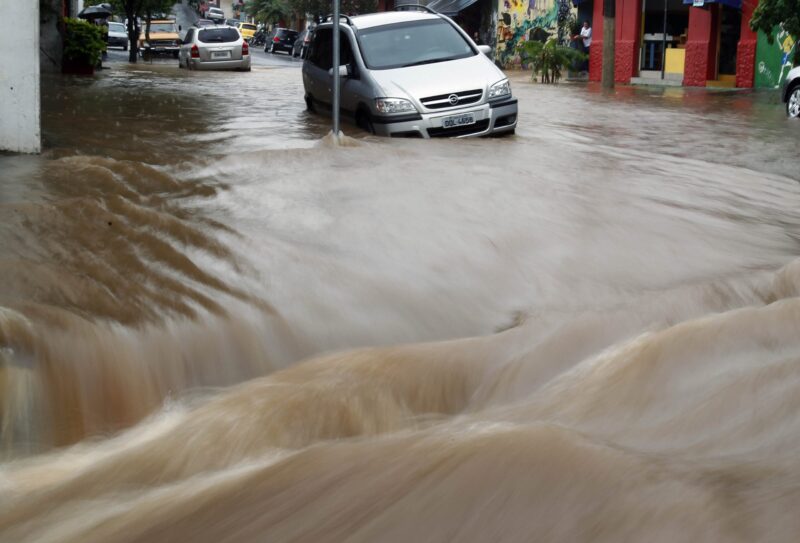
left=579, top=21, right=592, bottom=72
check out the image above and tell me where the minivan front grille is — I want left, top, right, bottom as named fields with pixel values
left=420, top=89, right=483, bottom=110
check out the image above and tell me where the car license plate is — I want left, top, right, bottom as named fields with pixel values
left=212, top=51, right=230, bottom=59
left=442, top=113, right=476, bottom=129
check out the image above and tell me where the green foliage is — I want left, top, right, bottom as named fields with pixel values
left=750, top=0, right=800, bottom=64
left=246, top=0, right=378, bottom=24
left=63, top=17, right=106, bottom=66
left=245, top=0, right=292, bottom=23
left=519, top=37, right=586, bottom=83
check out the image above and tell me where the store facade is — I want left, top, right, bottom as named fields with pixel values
left=585, top=0, right=764, bottom=87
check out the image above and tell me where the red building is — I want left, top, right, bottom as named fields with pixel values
left=587, top=0, right=759, bottom=87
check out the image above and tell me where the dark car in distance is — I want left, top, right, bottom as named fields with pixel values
left=291, top=28, right=313, bottom=58
left=265, top=28, right=299, bottom=54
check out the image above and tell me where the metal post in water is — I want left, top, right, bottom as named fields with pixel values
left=332, top=0, right=341, bottom=143
left=660, top=0, right=668, bottom=80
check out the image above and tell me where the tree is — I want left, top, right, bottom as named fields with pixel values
left=246, top=0, right=377, bottom=26
left=85, top=0, right=175, bottom=63
left=245, top=0, right=292, bottom=24
left=750, top=0, right=800, bottom=64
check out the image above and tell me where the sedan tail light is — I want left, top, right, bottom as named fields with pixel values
left=242, top=40, right=249, bottom=55
left=191, top=44, right=199, bottom=58
left=273, top=36, right=280, bottom=42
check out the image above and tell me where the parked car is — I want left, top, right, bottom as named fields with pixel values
left=292, top=28, right=312, bottom=58
left=138, top=19, right=181, bottom=58
left=107, top=21, right=128, bottom=50
left=179, top=25, right=251, bottom=71
left=237, top=22, right=257, bottom=42
left=266, top=28, right=299, bottom=54
left=783, top=66, right=800, bottom=119
left=225, top=18, right=239, bottom=27
left=193, top=19, right=216, bottom=28
left=206, top=7, right=225, bottom=23
left=302, top=7, right=517, bottom=137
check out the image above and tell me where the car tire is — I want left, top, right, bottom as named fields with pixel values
left=173, top=51, right=179, bottom=59
left=788, top=85, right=800, bottom=119
left=356, top=110, right=375, bottom=135
left=123, top=43, right=128, bottom=51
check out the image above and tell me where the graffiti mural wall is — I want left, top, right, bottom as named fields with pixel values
left=755, top=26, right=796, bottom=89
left=495, top=0, right=561, bottom=67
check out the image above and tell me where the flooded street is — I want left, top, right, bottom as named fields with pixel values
left=1, top=61, right=800, bottom=542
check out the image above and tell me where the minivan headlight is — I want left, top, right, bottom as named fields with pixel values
left=375, top=98, right=417, bottom=115
left=489, top=79, right=511, bottom=99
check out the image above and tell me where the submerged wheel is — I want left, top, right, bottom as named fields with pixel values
left=305, top=94, right=315, bottom=112
left=788, top=85, right=800, bottom=119
left=356, top=110, right=375, bottom=134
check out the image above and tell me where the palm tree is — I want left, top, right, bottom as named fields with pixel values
left=519, top=38, right=586, bottom=84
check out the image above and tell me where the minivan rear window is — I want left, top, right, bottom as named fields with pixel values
left=198, top=28, right=240, bottom=43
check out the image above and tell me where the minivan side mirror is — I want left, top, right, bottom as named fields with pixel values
left=477, top=44, right=491, bottom=56
left=328, top=64, right=352, bottom=78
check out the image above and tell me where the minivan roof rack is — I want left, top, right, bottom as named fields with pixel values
left=324, top=14, right=354, bottom=25
left=395, top=4, right=438, bottom=13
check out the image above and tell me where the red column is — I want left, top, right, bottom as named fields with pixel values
left=736, top=0, right=758, bottom=87
left=589, top=0, right=604, bottom=82
left=615, top=0, right=642, bottom=82
left=684, top=4, right=719, bottom=86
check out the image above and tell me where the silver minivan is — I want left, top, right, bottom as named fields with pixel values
left=302, top=8, right=517, bottom=138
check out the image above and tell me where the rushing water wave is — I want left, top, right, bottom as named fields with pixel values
left=1, top=66, right=799, bottom=541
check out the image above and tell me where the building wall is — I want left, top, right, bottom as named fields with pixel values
left=1, top=0, right=41, bottom=153
left=495, top=0, right=561, bottom=67
left=755, top=27, right=796, bottom=88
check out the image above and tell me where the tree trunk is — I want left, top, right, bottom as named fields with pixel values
left=126, top=6, right=139, bottom=63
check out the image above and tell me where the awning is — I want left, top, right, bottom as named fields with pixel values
left=426, top=0, right=481, bottom=15
left=681, top=0, right=742, bottom=9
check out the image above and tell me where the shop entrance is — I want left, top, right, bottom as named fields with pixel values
left=717, top=4, right=741, bottom=76
left=640, top=0, right=689, bottom=78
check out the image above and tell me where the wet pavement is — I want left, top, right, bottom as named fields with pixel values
left=1, top=53, right=800, bottom=543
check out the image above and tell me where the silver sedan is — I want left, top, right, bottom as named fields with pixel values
left=179, top=26, right=251, bottom=71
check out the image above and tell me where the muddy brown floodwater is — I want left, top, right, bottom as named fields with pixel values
left=1, top=63, right=800, bottom=543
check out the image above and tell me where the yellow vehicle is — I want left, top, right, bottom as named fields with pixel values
left=138, top=19, right=181, bottom=58
left=237, top=22, right=257, bottom=42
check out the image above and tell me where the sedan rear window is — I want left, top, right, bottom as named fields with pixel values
left=109, top=22, right=125, bottom=32
left=198, top=28, right=240, bottom=43
left=277, top=29, right=299, bottom=39
left=242, top=24, right=256, bottom=31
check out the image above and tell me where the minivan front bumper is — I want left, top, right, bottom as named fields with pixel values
left=373, top=99, right=518, bottom=138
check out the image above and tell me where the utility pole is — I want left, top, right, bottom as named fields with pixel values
left=602, top=0, right=615, bottom=89
left=332, top=0, right=341, bottom=142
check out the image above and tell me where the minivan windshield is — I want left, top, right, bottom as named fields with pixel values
left=357, top=19, right=475, bottom=70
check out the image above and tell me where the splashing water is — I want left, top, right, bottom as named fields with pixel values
left=1, top=66, right=799, bottom=542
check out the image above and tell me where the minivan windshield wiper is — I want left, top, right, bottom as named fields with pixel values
left=401, top=56, right=460, bottom=68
